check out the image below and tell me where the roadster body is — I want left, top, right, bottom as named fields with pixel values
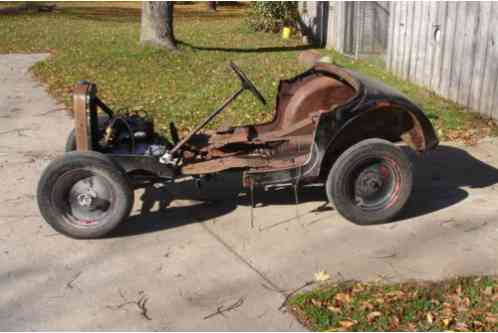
left=37, top=61, right=438, bottom=238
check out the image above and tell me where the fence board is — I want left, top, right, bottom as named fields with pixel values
left=300, top=1, right=498, bottom=120
left=431, top=2, right=446, bottom=91
left=415, top=2, right=429, bottom=85
left=488, top=4, right=498, bottom=119
left=470, top=2, right=491, bottom=112
left=395, top=2, right=407, bottom=76
left=423, top=2, right=436, bottom=88
left=439, top=2, right=457, bottom=98
left=457, top=3, right=478, bottom=106
left=385, top=1, right=498, bottom=119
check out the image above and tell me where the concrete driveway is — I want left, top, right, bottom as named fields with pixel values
left=1, top=54, right=498, bottom=330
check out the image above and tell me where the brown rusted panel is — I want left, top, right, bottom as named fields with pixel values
left=400, top=111, right=426, bottom=151
left=275, top=76, right=354, bottom=129
left=209, top=127, right=249, bottom=146
left=255, top=74, right=355, bottom=137
left=181, top=156, right=268, bottom=175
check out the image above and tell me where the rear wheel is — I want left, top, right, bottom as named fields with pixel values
left=37, top=151, right=134, bottom=238
left=326, top=138, right=412, bottom=224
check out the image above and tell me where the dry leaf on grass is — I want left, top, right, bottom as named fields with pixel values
left=314, top=270, right=330, bottom=282
left=339, top=320, right=357, bottom=329
left=367, top=311, right=382, bottom=322
left=426, top=312, right=434, bottom=324
left=407, top=323, right=417, bottom=331
left=389, top=315, right=400, bottom=329
left=359, top=301, right=374, bottom=311
left=327, top=305, right=341, bottom=313
left=482, top=286, right=493, bottom=296
left=335, top=293, right=352, bottom=304
left=485, top=314, right=498, bottom=324
left=455, top=322, right=469, bottom=331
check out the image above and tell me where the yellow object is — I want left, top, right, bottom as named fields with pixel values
left=282, top=27, right=291, bottom=40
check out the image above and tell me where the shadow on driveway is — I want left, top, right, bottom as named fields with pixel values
left=111, top=144, right=498, bottom=237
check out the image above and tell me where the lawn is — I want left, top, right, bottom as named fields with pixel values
left=0, top=2, right=496, bottom=142
left=289, top=276, right=498, bottom=331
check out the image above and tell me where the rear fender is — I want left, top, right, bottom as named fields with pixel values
left=320, top=101, right=438, bottom=177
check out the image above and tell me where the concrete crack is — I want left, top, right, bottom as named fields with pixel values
left=200, top=222, right=284, bottom=298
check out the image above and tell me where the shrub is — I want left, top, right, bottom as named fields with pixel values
left=245, top=1, right=299, bottom=33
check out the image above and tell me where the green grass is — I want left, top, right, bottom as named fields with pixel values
left=0, top=3, right=496, bottom=141
left=289, top=276, right=498, bottom=331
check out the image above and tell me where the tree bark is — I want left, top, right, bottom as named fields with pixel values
left=207, top=1, right=217, bottom=11
left=140, top=1, right=177, bottom=50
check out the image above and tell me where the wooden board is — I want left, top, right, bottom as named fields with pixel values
left=72, top=83, right=91, bottom=151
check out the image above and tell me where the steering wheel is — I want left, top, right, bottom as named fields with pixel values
left=229, top=62, right=267, bottom=105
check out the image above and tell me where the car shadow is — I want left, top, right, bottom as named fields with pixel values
left=399, top=144, right=498, bottom=220
left=110, top=144, right=498, bottom=237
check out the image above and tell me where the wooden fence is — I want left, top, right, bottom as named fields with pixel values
left=386, top=2, right=498, bottom=120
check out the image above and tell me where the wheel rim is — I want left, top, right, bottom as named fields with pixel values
left=52, top=169, right=115, bottom=228
left=349, top=156, right=401, bottom=211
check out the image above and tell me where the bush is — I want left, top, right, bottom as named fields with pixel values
left=245, top=1, right=299, bottom=33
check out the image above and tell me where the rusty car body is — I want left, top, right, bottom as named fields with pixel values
left=37, top=61, right=438, bottom=238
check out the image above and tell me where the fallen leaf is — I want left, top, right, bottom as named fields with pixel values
left=359, top=301, right=374, bottom=311
left=485, top=314, right=497, bottom=324
left=314, top=270, right=330, bottom=282
left=374, top=297, right=385, bottom=304
left=367, top=311, right=382, bottom=322
left=426, top=312, right=434, bottom=324
left=386, top=290, right=405, bottom=298
left=335, top=293, right=352, bottom=304
left=327, top=305, right=341, bottom=313
left=389, top=315, right=400, bottom=329
left=339, top=320, right=356, bottom=329
left=352, top=283, right=365, bottom=293
left=455, top=322, right=468, bottom=331
left=442, top=318, right=450, bottom=327
left=483, top=286, right=493, bottom=296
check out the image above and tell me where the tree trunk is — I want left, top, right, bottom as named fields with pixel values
left=207, top=1, right=217, bottom=11
left=140, top=1, right=177, bottom=50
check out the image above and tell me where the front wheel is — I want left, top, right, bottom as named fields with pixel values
left=37, top=151, right=134, bottom=238
left=326, top=138, right=413, bottom=225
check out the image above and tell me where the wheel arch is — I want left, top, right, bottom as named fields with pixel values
left=319, top=103, right=437, bottom=179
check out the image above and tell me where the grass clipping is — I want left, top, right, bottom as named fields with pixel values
left=289, top=276, right=498, bottom=331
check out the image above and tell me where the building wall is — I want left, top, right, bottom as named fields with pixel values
left=387, top=2, right=498, bottom=119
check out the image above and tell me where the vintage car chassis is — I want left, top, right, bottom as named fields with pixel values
left=37, top=61, right=438, bottom=239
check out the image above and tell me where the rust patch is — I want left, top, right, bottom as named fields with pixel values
left=73, top=83, right=92, bottom=151
left=181, top=156, right=268, bottom=175
left=401, top=112, right=426, bottom=151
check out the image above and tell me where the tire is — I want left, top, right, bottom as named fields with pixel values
left=37, top=151, right=134, bottom=238
left=65, top=116, right=109, bottom=152
left=326, top=138, right=412, bottom=225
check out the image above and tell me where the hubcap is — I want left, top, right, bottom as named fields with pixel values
left=77, top=192, right=94, bottom=207
left=352, top=158, right=400, bottom=210
left=53, top=170, right=114, bottom=228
